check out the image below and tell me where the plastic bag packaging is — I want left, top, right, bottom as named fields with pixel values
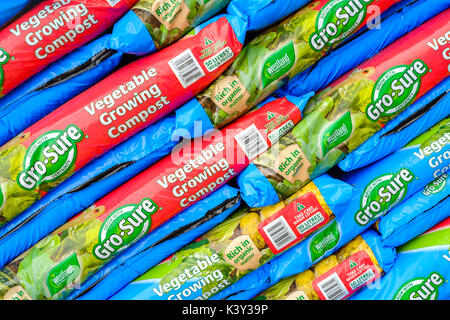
left=0, top=94, right=307, bottom=300
left=211, top=118, right=450, bottom=300
left=376, top=173, right=450, bottom=248
left=0, top=34, right=123, bottom=147
left=237, top=11, right=450, bottom=207
left=0, top=113, right=179, bottom=268
left=175, top=0, right=402, bottom=136
left=339, top=79, right=450, bottom=172
left=0, top=0, right=137, bottom=96
left=0, top=184, right=240, bottom=300
left=0, top=0, right=36, bottom=29
left=351, top=217, right=450, bottom=300
left=107, top=173, right=353, bottom=300
left=69, top=184, right=241, bottom=300
left=0, top=13, right=246, bottom=226
left=254, top=230, right=395, bottom=300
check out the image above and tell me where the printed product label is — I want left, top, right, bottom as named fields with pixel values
left=17, top=125, right=85, bottom=191
left=204, top=46, right=235, bottom=72
left=312, top=250, right=380, bottom=300
left=310, top=0, right=374, bottom=51
left=212, top=75, right=251, bottom=115
left=423, top=173, right=448, bottom=196
left=3, top=286, right=32, bottom=300
left=261, top=41, right=296, bottom=88
left=366, top=60, right=429, bottom=122
left=355, top=168, right=415, bottom=226
left=309, top=220, right=340, bottom=262
left=93, top=198, right=158, bottom=260
left=321, top=111, right=353, bottom=156
left=151, top=0, right=190, bottom=31
left=259, top=192, right=330, bottom=254
left=394, top=272, right=444, bottom=300
left=286, top=291, right=309, bottom=300
left=46, top=253, right=81, bottom=297
left=223, top=235, right=263, bottom=272
left=0, top=48, right=10, bottom=94
left=275, top=144, right=311, bottom=183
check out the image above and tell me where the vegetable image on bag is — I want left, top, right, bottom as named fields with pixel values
left=0, top=14, right=246, bottom=226
left=131, top=0, right=230, bottom=50
left=110, top=179, right=334, bottom=300
left=255, top=234, right=383, bottom=300
left=0, top=95, right=305, bottom=300
left=193, top=0, right=400, bottom=129
left=0, top=0, right=138, bottom=97
left=242, top=11, right=450, bottom=205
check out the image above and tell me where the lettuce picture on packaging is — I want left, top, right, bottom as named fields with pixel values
left=195, top=0, right=398, bottom=129
left=132, top=0, right=230, bottom=49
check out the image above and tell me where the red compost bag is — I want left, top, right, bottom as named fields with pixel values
left=0, top=0, right=137, bottom=96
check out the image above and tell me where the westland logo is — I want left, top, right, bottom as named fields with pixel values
left=0, top=183, right=4, bottom=211
left=261, top=41, right=295, bottom=88
left=310, top=0, right=374, bottom=51
left=321, top=111, right=353, bottom=156
left=0, top=47, right=10, bottom=93
left=93, top=198, right=158, bottom=260
left=46, top=253, right=81, bottom=297
left=17, top=125, right=84, bottom=190
left=394, top=272, right=444, bottom=300
left=355, top=168, right=415, bottom=226
left=366, top=60, right=429, bottom=122
left=309, top=220, right=340, bottom=262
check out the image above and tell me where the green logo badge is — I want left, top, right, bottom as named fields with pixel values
left=366, top=60, right=429, bottom=122
left=355, top=168, right=415, bottom=226
left=17, top=125, right=84, bottom=190
left=261, top=41, right=295, bottom=88
left=0, top=183, right=4, bottom=211
left=423, top=173, right=447, bottom=196
left=0, top=47, right=10, bottom=94
left=46, top=253, right=81, bottom=297
left=310, top=0, right=374, bottom=51
left=321, top=111, right=353, bottom=156
left=309, top=220, right=340, bottom=262
left=394, top=272, right=444, bottom=300
left=93, top=198, right=158, bottom=260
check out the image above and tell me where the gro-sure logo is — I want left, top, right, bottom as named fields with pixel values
left=366, top=60, right=429, bottom=122
left=310, top=0, right=374, bottom=51
left=93, top=198, right=158, bottom=260
left=17, top=125, right=84, bottom=190
left=394, top=272, right=444, bottom=300
left=261, top=41, right=295, bottom=88
left=423, top=173, right=448, bottom=196
left=321, top=111, right=353, bottom=156
left=46, top=253, right=81, bottom=297
left=355, top=168, right=415, bottom=226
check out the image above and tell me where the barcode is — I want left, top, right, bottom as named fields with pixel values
left=317, top=273, right=348, bottom=300
left=106, top=0, right=121, bottom=7
left=235, top=124, right=269, bottom=160
left=168, top=49, right=205, bottom=88
left=262, top=216, right=296, bottom=251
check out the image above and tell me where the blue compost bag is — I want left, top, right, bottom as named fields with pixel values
left=351, top=218, right=450, bottom=300
left=339, top=79, right=450, bottom=172
left=253, top=229, right=396, bottom=300
left=69, top=184, right=241, bottom=300
left=106, top=173, right=354, bottom=300
left=376, top=173, right=450, bottom=248
left=211, top=118, right=450, bottom=300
